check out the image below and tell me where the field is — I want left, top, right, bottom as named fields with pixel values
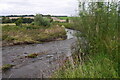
left=58, top=17, right=68, bottom=20
left=2, top=24, right=67, bottom=46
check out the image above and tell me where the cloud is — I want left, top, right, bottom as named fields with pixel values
left=0, top=0, right=78, bottom=16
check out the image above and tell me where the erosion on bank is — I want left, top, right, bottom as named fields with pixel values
left=2, top=25, right=67, bottom=46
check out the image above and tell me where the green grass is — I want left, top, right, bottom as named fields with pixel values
left=2, top=64, right=14, bottom=71
left=2, top=24, right=67, bottom=46
left=56, top=17, right=81, bottom=30
left=53, top=2, right=119, bottom=78
left=53, top=52, right=118, bottom=78
left=57, top=23, right=80, bottom=30
left=25, top=53, right=38, bottom=58
left=58, top=17, right=73, bottom=20
left=57, top=23, right=73, bottom=29
left=58, top=17, right=68, bottom=20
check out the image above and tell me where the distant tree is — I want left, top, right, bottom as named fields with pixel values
left=50, top=19, right=53, bottom=23
left=22, top=18, right=34, bottom=23
left=42, top=14, right=51, bottom=17
left=34, top=14, right=44, bottom=26
left=34, top=14, right=50, bottom=26
left=15, top=18, right=23, bottom=27
left=11, top=18, right=34, bottom=23
left=2, top=17, right=11, bottom=23
left=66, top=18, right=69, bottom=23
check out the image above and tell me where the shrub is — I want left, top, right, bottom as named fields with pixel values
left=31, top=22, right=34, bottom=25
left=34, top=14, right=50, bottom=26
left=2, top=17, right=12, bottom=23
left=2, top=64, right=14, bottom=71
left=25, top=53, right=38, bottom=58
left=15, top=18, right=23, bottom=27
left=42, top=19, right=50, bottom=26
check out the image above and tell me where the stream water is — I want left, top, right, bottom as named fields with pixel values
left=2, top=28, right=77, bottom=78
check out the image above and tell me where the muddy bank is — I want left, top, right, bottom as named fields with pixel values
left=2, top=28, right=77, bottom=78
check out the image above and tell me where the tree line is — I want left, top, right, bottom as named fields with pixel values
left=2, top=17, right=34, bottom=23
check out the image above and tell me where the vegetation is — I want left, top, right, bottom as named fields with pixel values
left=2, top=24, right=66, bottom=46
left=15, top=18, right=23, bottom=27
left=2, top=64, right=14, bottom=71
left=54, top=2, right=119, bottom=78
left=34, top=14, right=50, bottom=26
left=58, top=17, right=67, bottom=20
left=2, top=17, right=12, bottom=23
left=25, top=53, right=38, bottom=58
left=57, top=23, right=74, bottom=29
left=2, top=17, right=34, bottom=24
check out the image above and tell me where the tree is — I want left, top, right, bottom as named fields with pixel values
left=34, top=14, right=50, bottom=26
left=34, top=14, right=44, bottom=26
left=66, top=18, right=69, bottom=23
left=2, top=17, right=11, bottom=23
left=15, top=18, right=23, bottom=27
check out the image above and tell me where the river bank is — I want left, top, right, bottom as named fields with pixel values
left=2, top=25, right=67, bottom=46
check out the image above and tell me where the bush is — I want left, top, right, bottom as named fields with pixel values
left=15, top=18, right=23, bottom=27
left=25, top=53, right=38, bottom=58
left=34, top=14, right=50, bottom=26
left=2, top=17, right=12, bottom=23
left=42, top=19, right=50, bottom=26
left=31, top=22, right=34, bottom=25
left=2, top=64, right=14, bottom=71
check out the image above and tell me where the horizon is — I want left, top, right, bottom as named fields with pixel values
left=0, top=14, right=69, bottom=17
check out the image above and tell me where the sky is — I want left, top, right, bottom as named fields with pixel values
left=0, top=0, right=79, bottom=16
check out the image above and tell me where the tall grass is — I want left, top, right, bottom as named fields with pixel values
left=53, top=2, right=119, bottom=78
left=2, top=25, right=66, bottom=46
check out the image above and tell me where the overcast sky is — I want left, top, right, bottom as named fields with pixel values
left=0, top=0, right=78, bottom=16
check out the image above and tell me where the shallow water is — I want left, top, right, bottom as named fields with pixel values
left=65, top=28, right=76, bottom=39
left=2, top=28, right=77, bottom=78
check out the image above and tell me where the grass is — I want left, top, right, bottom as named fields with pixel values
left=2, top=24, right=67, bottom=46
left=56, top=17, right=81, bottom=30
left=53, top=52, right=118, bottom=78
left=53, top=2, right=119, bottom=78
left=25, top=53, right=38, bottom=58
left=58, top=17, right=68, bottom=20
left=57, top=23, right=74, bottom=29
left=2, top=64, right=14, bottom=71
left=58, top=17, right=73, bottom=20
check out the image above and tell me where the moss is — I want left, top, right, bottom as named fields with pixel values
left=2, top=64, right=14, bottom=71
left=25, top=53, right=38, bottom=58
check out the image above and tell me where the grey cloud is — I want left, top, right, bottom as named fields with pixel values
left=0, top=0, right=78, bottom=16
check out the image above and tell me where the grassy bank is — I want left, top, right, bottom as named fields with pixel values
left=53, top=2, right=119, bottom=78
left=2, top=24, right=66, bottom=46
left=58, top=17, right=72, bottom=20
left=57, top=18, right=81, bottom=30
left=57, top=23, right=74, bottom=29
left=53, top=52, right=118, bottom=78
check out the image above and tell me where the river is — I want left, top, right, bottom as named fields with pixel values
left=2, top=28, right=77, bottom=78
